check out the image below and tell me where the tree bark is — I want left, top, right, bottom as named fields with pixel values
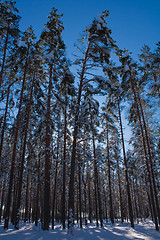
left=52, top=111, right=60, bottom=229
left=116, top=157, right=124, bottom=223
left=0, top=22, right=10, bottom=89
left=138, top=93, right=160, bottom=225
left=0, top=85, right=10, bottom=164
left=4, top=58, right=28, bottom=229
left=24, top=172, right=30, bottom=223
left=0, top=179, right=6, bottom=222
left=130, top=78, right=159, bottom=231
left=68, top=44, right=90, bottom=230
left=61, top=101, right=67, bottom=229
left=106, top=122, right=114, bottom=224
left=35, top=152, right=41, bottom=226
left=14, top=80, right=34, bottom=229
left=92, top=132, right=103, bottom=227
left=117, top=100, right=134, bottom=228
left=52, top=155, right=59, bottom=229
left=43, top=64, right=53, bottom=230
left=11, top=180, right=17, bottom=225
left=78, top=153, right=82, bottom=228
left=83, top=179, right=87, bottom=226
left=87, top=166, right=92, bottom=223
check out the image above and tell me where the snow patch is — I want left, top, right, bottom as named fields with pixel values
left=86, top=24, right=92, bottom=31
left=0, top=220, right=159, bottom=240
left=124, top=65, right=130, bottom=72
left=19, top=41, right=27, bottom=48
left=97, top=23, right=102, bottom=30
left=42, top=26, right=50, bottom=33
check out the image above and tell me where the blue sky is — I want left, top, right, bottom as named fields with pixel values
left=14, top=0, right=160, bottom=144
left=15, top=0, right=160, bottom=59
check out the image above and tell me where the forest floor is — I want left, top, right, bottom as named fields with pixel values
left=0, top=219, right=160, bottom=240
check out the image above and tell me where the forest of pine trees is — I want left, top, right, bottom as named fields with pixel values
left=0, top=0, right=160, bottom=232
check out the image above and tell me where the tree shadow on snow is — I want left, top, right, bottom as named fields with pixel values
left=0, top=221, right=160, bottom=240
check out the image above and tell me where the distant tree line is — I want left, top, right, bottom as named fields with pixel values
left=0, top=0, right=159, bottom=232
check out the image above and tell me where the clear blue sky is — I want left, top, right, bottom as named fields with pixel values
left=14, top=0, right=160, bottom=144
left=15, top=0, right=160, bottom=59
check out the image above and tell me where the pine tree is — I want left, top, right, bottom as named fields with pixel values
left=4, top=27, right=36, bottom=229
left=40, top=7, right=65, bottom=230
left=14, top=28, right=43, bottom=229
left=68, top=10, right=118, bottom=231
left=118, top=50, right=159, bottom=231
left=0, top=0, right=20, bottom=89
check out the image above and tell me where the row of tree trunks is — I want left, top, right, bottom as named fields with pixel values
left=0, top=22, right=10, bottom=89
left=137, top=93, right=160, bottom=225
left=52, top=134, right=59, bottom=230
left=43, top=64, right=53, bottom=230
left=68, top=43, right=91, bottom=231
left=4, top=57, right=28, bottom=229
left=130, top=77, right=159, bottom=231
left=0, top=88, right=157, bottom=230
left=0, top=85, right=10, bottom=165
left=117, top=100, right=134, bottom=228
left=14, top=79, right=34, bottom=229
left=0, top=150, right=156, bottom=229
left=92, top=133, right=103, bottom=227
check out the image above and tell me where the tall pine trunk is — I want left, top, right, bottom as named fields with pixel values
left=4, top=58, right=28, bottom=229
left=132, top=178, right=139, bottom=222
left=61, top=103, right=67, bottom=229
left=87, top=166, right=92, bottom=223
left=35, top=152, right=41, bottom=226
left=130, top=78, right=159, bottom=231
left=52, top=111, right=60, bottom=229
left=0, top=22, right=10, bottom=89
left=83, top=178, right=87, bottom=226
left=116, top=157, right=124, bottom=223
left=138, top=93, right=160, bottom=225
left=24, top=171, right=30, bottom=223
left=78, top=153, right=82, bottom=228
left=43, top=64, right=53, bottom=230
left=14, top=81, right=34, bottom=229
left=0, top=179, right=6, bottom=222
left=11, top=179, right=18, bottom=225
left=117, top=100, right=134, bottom=228
left=0, top=85, right=10, bottom=165
left=92, top=132, right=103, bottom=227
left=106, top=122, right=114, bottom=224
left=52, top=153, right=59, bottom=229
left=68, top=44, right=90, bottom=230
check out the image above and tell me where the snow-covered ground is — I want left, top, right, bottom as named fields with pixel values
left=0, top=220, right=159, bottom=240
